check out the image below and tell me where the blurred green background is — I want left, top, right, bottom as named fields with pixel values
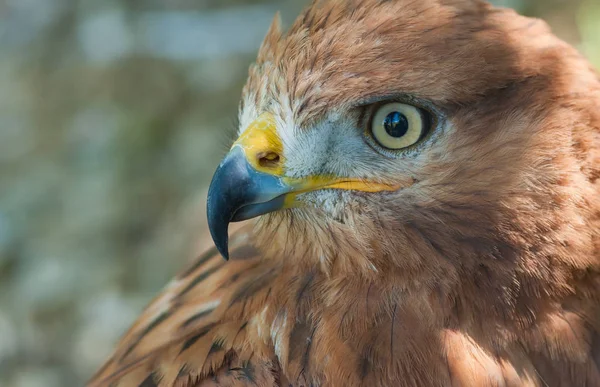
left=0, top=0, right=597, bottom=386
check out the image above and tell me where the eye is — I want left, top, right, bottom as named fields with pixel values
left=370, top=102, right=430, bottom=150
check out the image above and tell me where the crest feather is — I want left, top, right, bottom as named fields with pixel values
left=257, top=12, right=283, bottom=63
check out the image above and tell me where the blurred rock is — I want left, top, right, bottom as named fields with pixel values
left=0, top=309, right=17, bottom=365
left=77, top=7, right=133, bottom=64
left=72, top=291, right=146, bottom=379
left=0, top=212, right=14, bottom=261
left=137, top=6, right=279, bottom=60
left=8, top=367, right=62, bottom=387
left=0, top=115, right=35, bottom=164
left=0, top=0, right=67, bottom=49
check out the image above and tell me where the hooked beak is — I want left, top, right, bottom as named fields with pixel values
left=207, top=113, right=290, bottom=260
left=207, top=113, right=400, bottom=260
left=207, top=146, right=291, bottom=259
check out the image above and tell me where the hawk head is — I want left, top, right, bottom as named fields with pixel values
left=207, top=0, right=599, bottom=282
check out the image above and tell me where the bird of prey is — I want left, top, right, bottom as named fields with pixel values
left=88, top=0, right=600, bottom=386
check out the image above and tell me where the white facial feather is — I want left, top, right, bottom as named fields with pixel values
left=238, top=93, right=259, bottom=135
left=276, top=102, right=384, bottom=180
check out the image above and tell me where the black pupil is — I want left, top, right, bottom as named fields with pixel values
left=383, top=112, right=409, bottom=138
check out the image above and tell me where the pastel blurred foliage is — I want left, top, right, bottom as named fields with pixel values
left=0, top=0, right=596, bottom=386
left=579, top=0, right=600, bottom=66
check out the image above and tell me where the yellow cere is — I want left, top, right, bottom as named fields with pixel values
left=233, top=112, right=285, bottom=176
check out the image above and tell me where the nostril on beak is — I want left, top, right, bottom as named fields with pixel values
left=257, top=152, right=281, bottom=169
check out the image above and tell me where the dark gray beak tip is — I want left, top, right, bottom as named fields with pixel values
left=207, top=171, right=233, bottom=261
left=207, top=148, right=251, bottom=261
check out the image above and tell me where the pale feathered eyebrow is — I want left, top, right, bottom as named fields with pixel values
left=352, top=93, right=442, bottom=112
left=353, top=93, right=415, bottom=107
